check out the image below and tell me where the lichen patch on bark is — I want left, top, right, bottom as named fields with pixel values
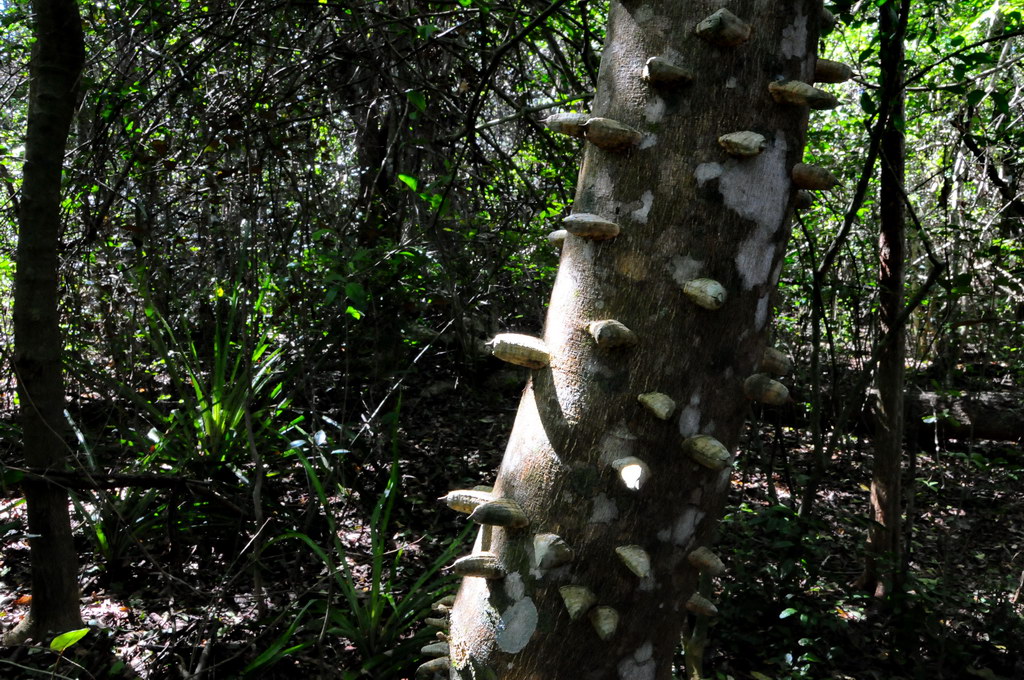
left=590, top=493, right=619, bottom=523
left=719, top=136, right=789, bottom=229
left=678, top=406, right=700, bottom=436
left=672, top=506, right=706, bottom=545
left=496, top=598, right=538, bottom=654
left=780, top=10, right=808, bottom=59
left=644, top=96, right=666, bottom=124
left=630, top=190, right=655, bottom=223
left=668, top=255, right=704, bottom=288
left=755, top=294, right=770, bottom=330
left=694, top=162, right=723, bottom=186
left=617, top=640, right=657, bottom=680
left=728, top=138, right=790, bottom=289
left=505, top=572, right=526, bottom=601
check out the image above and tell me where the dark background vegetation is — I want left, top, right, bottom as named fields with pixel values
left=0, top=0, right=1022, bottom=677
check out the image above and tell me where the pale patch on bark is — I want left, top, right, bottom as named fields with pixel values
left=504, top=572, right=526, bottom=601
left=587, top=165, right=619, bottom=207
left=630, top=190, right=654, bottom=223
left=673, top=506, right=705, bottom=545
left=599, top=421, right=639, bottom=464
left=755, top=294, right=770, bottom=330
left=590, top=493, right=619, bottom=523
left=668, top=255, right=704, bottom=288
left=726, top=136, right=790, bottom=289
left=771, top=257, right=785, bottom=286
left=617, top=640, right=656, bottom=680
left=726, top=76, right=738, bottom=88
left=678, top=405, right=700, bottom=437
left=644, top=97, right=666, bottom=124
left=780, top=9, right=808, bottom=59
left=639, top=133, right=658, bottom=150
left=632, top=4, right=653, bottom=26
left=678, top=393, right=702, bottom=437
left=496, top=597, right=538, bottom=654
left=694, top=162, right=723, bottom=186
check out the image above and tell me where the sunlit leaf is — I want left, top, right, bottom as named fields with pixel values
left=50, top=628, right=89, bottom=652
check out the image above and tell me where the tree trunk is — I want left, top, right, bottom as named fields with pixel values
left=863, top=0, right=909, bottom=601
left=437, top=2, right=836, bottom=678
left=5, top=0, right=86, bottom=645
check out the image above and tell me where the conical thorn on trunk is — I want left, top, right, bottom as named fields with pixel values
left=452, top=552, right=506, bottom=579
left=683, top=278, right=727, bottom=310
left=743, top=373, right=790, bottom=406
left=687, top=546, right=726, bottom=576
left=562, top=212, right=621, bottom=240
left=559, top=585, right=597, bottom=620
left=582, top=117, right=642, bottom=151
left=814, top=58, right=853, bottom=84
left=588, top=319, right=638, bottom=348
left=718, top=131, right=767, bottom=157
left=416, top=656, right=450, bottom=677
left=643, top=56, right=693, bottom=85
left=686, top=592, right=719, bottom=617
left=589, top=606, right=620, bottom=640
left=468, top=497, right=529, bottom=528
left=768, top=80, right=839, bottom=110
left=792, top=163, right=839, bottom=190
left=695, top=8, right=752, bottom=47
left=489, top=333, right=550, bottom=369
left=682, top=435, right=732, bottom=471
left=441, top=489, right=494, bottom=514
left=758, top=347, right=792, bottom=376
left=533, top=533, right=574, bottom=569
left=638, top=392, right=676, bottom=420
left=542, top=112, right=589, bottom=138
left=615, top=544, right=652, bottom=578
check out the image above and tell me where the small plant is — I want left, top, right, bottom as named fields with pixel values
left=244, top=425, right=467, bottom=677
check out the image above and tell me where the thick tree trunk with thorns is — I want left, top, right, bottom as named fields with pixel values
left=428, top=2, right=846, bottom=678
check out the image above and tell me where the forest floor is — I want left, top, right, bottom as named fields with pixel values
left=1, top=379, right=1022, bottom=679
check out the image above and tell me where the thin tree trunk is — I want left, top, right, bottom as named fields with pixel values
left=5, top=0, right=86, bottom=645
left=863, top=0, right=909, bottom=600
left=435, top=2, right=838, bottom=677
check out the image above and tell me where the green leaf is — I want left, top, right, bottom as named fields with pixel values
left=966, top=89, right=986, bottom=107
left=345, top=305, right=363, bottom=320
left=50, top=628, right=89, bottom=652
left=860, top=91, right=876, bottom=115
left=406, top=90, right=426, bottom=113
left=397, top=174, right=418, bottom=191
left=779, top=607, right=798, bottom=619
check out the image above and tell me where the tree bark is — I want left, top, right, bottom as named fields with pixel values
left=5, top=0, right=86, bottom=645
left=439, top=2, right=831, bottom=678
left=863, top=0, right=909, bottom=601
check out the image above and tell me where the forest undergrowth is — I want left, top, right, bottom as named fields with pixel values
left=1, top=372, right=1022, bottom=679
